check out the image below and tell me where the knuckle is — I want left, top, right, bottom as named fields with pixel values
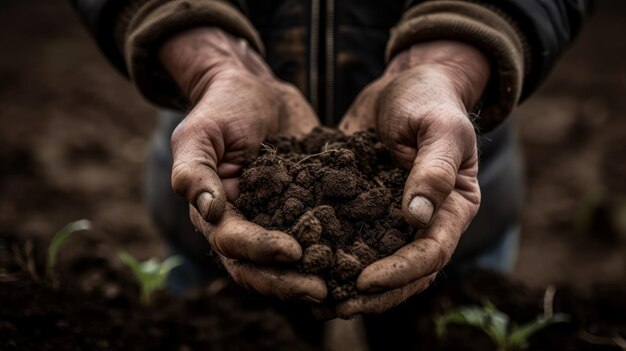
left=171, top=112, right=221, bottom=151
left=421, top=111, right=476, bottom=143
left=170, top=157, right=218, bottom=196
left=391, top=253, right=412, bottom=274
left=417, top=156, right=457, bottom=195
left=170, top=161, right=194, bottom=195
left=207, top=228, right=223, bottom=253
left=280, top=281, right=301, bottom=299
left=468, top=188, right=481, bottom=216
left=280, top=82, right=303, bottom=97
left=451, top=117, right=478, bottom=150
left=448, top=112, right=475, bottom=131
left=228, top=261, right=254, bottom=291
left=436, top=242, right=454, bottom=272
left=170, top=118, right=194, bottom=147
left=422, top=237, right=453, bottom=274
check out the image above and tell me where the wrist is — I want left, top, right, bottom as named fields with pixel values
left=385, top=41, right=490, bottom=110
left=159, top=27, right=274, bottom=104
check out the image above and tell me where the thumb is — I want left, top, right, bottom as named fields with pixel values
left=278, top=84, right=320, bottom=137
left=170, top=115, right=227, bottom=223
left=339, top=79, right=388, bottom=135
left=401, top=115, right=476, bottom=228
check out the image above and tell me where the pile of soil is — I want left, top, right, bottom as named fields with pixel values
left=236, top=127, right=413, bottom=301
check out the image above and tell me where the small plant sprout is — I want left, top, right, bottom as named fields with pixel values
left=435, top=298, right=569, bottom=351
left=118, top=252, right=182, bottom=305
left=46, top=219, right=92, bottom=288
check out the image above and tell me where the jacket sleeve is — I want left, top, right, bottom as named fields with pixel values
left=388, top=0, right=593, bottom=131
left=69, top=0, right=264, bottom=110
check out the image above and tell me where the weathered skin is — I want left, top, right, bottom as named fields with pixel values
left=332, top=41, right=488, bottom=319
left=161, top=26, right=489, bottom=315
left=160, top=27, right=325, bottom=303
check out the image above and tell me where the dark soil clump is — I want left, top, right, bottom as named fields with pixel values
left=236, top=127, right=413, bottom=301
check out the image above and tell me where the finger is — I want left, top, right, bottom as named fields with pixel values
left=190, top=204, right=302, bottom=263
left=357, top=188, right=479, bottom=292
left=222, top=257, right=327, bottom=302
left=170, top=116, right=227, bottom=223
left=336, top=273, right=437, bottom=319
left=279, top=84, right=320, bottom=136
left=221, top=178, right=240, bottom=203
left=338, top=79, right=388, bottom=135
left=401, top=115, right=476, bottom=228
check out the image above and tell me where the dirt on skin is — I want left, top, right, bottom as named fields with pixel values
left=236, top=127, right=412, bottom=301
left=1, top=0, right=626, bottom=349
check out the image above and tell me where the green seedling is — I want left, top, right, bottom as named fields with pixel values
left=46, top=219, right=91, bottom=288
left=118, top=252, right=182, bottom=305
left=435, top=300, right=569, bottom=351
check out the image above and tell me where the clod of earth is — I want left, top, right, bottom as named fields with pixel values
left=236, top=127, right=414, bottom=301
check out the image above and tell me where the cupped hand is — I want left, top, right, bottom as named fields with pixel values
left=160, top=27, right=324, bottom=302
left=332, top=41, right=489, bottom=318
left=189, top=204, right=326, bottom=302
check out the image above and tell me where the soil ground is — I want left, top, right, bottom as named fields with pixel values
left=1, top=0, right=625, bottom=350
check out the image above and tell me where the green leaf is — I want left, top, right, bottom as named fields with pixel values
left=508, top=313, right=569, bottom=350
left=436, top=301, right=570, bottom=351
left=119, top=252, right=182, bottom=305
left=436, top=309, right=473, bottom=337
left=435, top=303, right=509, bottom=347
left=46, top=219, right=91, bottom=287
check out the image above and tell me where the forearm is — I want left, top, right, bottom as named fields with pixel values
left=385, top=41, right=490, bottom=110
left=400, top=0, right=592, bottom=99
left=159, top=27, right=274, bottom=104
left=387, top=1, right=524, bottom=130
left=71, top=0, right=263, bottom=109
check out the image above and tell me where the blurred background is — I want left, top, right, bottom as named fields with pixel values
left=0, top=0, right=625, bottom=348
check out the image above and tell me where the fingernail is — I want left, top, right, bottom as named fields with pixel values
left=409, top=196, right=434, bottom=226
left=274, top=251, right=298, bottom=262
left=300, top=295, right=323, bottom=304
left=362, top=284, right=383, bottom=294
left=197, top=192, right=214, bottom=219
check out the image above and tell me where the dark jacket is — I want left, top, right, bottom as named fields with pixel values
left=70, top=0, right=591, bottom=128
left=69, top=0, right=592, bottom=260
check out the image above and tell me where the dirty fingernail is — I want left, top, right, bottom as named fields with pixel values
left=300, top=295, right=323, bottom=304
left=409, top=196, right=434, bottom=226
left=197, top=192, right=214, bottom=220
left=274, top=251, right=297, bottom=262
left=361, top=283, right=383, bottom=293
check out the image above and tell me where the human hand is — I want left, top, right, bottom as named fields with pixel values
left=160, top=27, right=325, bottom=302
left=332, top=41, right=489, bottom=318
left=189, top=204, right=327, bottom=302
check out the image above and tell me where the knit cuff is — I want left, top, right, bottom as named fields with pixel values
left=387, top=1, right=527, bottom=131
left=122, top=0, right=264, bottom=110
